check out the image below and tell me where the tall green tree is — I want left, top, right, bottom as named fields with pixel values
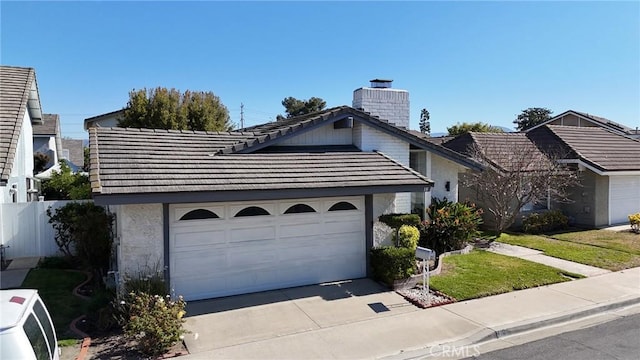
left=513, top=107, right=553, bottom=131
left=276, top=96, right=326, bottom=120
left=118, top=87, right=233, bottom=131
left=419, top=108, right=431, bottom=135
left=447, top=122, right=504, bottom=136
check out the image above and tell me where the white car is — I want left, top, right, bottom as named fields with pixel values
left=0, top=289, right=60, bottom=360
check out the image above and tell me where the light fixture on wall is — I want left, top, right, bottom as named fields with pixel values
left=445, top=181, right=451, bottom=192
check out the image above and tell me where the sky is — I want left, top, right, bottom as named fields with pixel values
left=1, top=1, right=639, bottom=139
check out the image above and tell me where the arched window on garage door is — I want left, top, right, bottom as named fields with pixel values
left=235, top=206, right=271, bottom=217
left=180, top=209, right=220, bottom=220
left=283, top=204, right=316, bottom=214
left=328, top=201, right=358, bottom=211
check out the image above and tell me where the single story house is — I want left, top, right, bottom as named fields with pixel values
left=90, top=80, right=482, bottom=301
left=443, top=124, right=640, bottom=228
left=527, top=125, right=640, bottom=226
left=0, top=66, right=43, bottom=203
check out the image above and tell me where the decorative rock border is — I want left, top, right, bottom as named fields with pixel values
left=428, top=244, right=474, bottom=276
left=68, top=270, right=93, bottom=360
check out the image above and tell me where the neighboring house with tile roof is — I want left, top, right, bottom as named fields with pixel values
left=84, top=109, right=124, bottom=130
left=90, top=79, right=483, bottom=301
left=32, top=113, right=62, bottom=170
left=444, top=125, right=640, bottom=228
left=527, top=125, right=640, bottom=227
left=526, top=110, right=640, bottom=139
left=0, top=66, right=43, bottom=203
left=60, top=139, right=85, bottom=170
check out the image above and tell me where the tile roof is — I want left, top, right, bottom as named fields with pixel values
left=443, top=132, right=551, bottom=172
left=527, top=125, right=640, bottom=172
left=0, top=66, right=38, bottom=184
left=61, top=139, right=85, bottom=168
left=237, top=106, right=482, bottom=170
left=89, top=127, right=433, bottom=196
left=32, top=113, right=59, bottom=135
left=570, top=110, right=638, bottom=135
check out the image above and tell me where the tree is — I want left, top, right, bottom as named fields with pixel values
left=33, top=152, right=50, bottom=174
left=118, top=87, right=233, bottom=131
left=41, top=160, right=91, bottom=200
left=513, top=107, right=553, bottom=131
left=83, top=147, right=90, bottom=172
left=447, top=122, right=504, bottom=136
left=461, top=142, right=579, bottom=234
left=276, top=96, right=326, bottom=120
left=419, top=108, right=431, bottom=135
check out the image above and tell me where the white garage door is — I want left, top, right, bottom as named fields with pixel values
left=170, top=197, right=366, bottom=301
left=610, top=176, right=640, bottom=225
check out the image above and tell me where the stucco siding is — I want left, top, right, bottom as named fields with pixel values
left=557, top=170, right=597, bottom=227
left=278, top=123, right=352, bottom=146
left=595, top=175, right=609, bottom=227
left=117, top=203, right=164, bottom=280
left=372, top=193, right=396, bottom=247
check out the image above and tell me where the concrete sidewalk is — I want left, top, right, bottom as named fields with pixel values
left=180, top=267, right=640, bottom=360
left=488, top=242, right=610, bottom=277
left=0, top=257, right=40, bottom=289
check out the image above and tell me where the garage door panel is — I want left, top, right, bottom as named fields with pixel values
left=170, top=197, right=366, bottom=301
left=174, top=229, right=226, bottom=248
left=280, top=222, right=323, bottom=237
left=230, top=226, right=276, bottom=242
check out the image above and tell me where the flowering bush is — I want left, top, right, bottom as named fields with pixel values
left=419, top=198, right=483, bottom=254
left=124, top=292, right=187, bottom=356
left=629, top=213, right=640, bottom=234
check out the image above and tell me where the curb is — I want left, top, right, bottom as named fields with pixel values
left=383, top=296, right=640, bottom=360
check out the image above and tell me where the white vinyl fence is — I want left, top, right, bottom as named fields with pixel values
left=0, top=200, right=91, bottom=259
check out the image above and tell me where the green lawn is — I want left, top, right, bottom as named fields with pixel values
left=550, top=230, right=640, bottom=255
left=498, top=233, right=640, bottom=271
left=429, top=250, right=577, bottom=301
left=21, top=269, right=88, bottom=338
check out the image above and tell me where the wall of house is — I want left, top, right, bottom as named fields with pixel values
left=32, top=136, right=57, bottom=168
left=277, top=123, right=353, bottom=146
left=115, top=203, right=164, bottom=280
left=556, top=170, right=597, bottom=227
left=2, top=111, right=34, bottom=203
left=594, top=174, right=609, bottom=227
left=550, top=115, right=598, bottom=128
left=372, top=193, right=396, bottom=247
left=354, top=122, right=411, bottom=213
left=430, top=154, right=461, bottom=203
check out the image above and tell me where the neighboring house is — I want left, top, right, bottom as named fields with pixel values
left=444, top=125, right=640, bottom=228
left=527, top=125, right=640, bottom=227
left=443, top=132, right=554, bottom=229
left=89, top=80, right=481, bottom=301
left=60, top=139, right=85, bottom=170
left=84, top=109, right=124, bottom=130
left=32, top=113, right=62, bottom=170
left=0, top=66, right=43, bottom=203
left=527, top=110, right=640, bottom=139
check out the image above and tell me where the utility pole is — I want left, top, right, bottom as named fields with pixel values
left=240, top=103, right=244, bottom=129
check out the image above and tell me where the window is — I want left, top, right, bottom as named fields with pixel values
left=33, top=300, right=55, bottom=359
left=328, top=201, right=357, bottom=211
left=179, top=209, right=219, bottom=220
left=235, top=206, right=271, bottom=217
left=23, top=314, right=49, bottom=360
left=284, top=204, right=316, bottom=214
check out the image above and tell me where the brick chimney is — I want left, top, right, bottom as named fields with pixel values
left=352, top=79, right=410, bottom=129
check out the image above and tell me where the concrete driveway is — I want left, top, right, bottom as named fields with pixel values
left=183, top=278, right=418, bottom=355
